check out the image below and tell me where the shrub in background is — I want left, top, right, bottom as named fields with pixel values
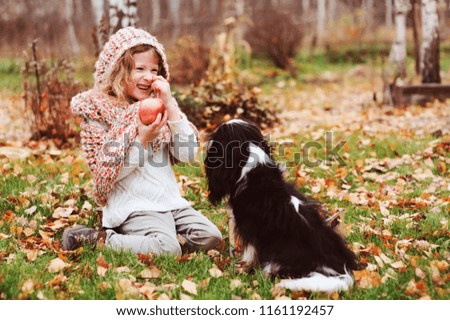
left=168, top=36, right=210, bottom=86
left=176, top=18, right=279, bottom=131
left=21, top=41, right=80, bottom=146
left=245, top=10, right=303, bottom=76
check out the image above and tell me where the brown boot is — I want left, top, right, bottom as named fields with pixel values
left=62, top=225, right=105, bottom=251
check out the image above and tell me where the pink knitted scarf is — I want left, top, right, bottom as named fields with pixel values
left=71, top=89, right=172, bottom=206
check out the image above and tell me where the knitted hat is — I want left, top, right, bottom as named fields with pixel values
left=94, top=27, right=169, bottom=89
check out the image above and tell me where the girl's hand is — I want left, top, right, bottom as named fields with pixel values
left=136, top=109, right=168, bottom=149
left=151, top=76, right=182, bottom=121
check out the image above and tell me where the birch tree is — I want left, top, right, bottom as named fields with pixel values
left=302, top=0, right=310, bottom=12
left=168, top=0, right=181, bottom=38
left=317, top=0, right=326, bottom=45
left=151, top=0, right=161, bottom=30
left=388, top=0, right=410, bottom=78
left=421, top=0, right=441, bottom=83
left=65, top=0, right=80, bottom=55
left=386, top=0, right=393, bottom=28
left=364, top=0, right=374, bottom=30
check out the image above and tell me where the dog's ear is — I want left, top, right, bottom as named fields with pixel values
left=204, top=139, right=229, bottom=205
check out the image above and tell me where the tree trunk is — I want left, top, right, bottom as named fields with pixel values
left=411, top=0, right=421, bottom=75
left=421, top=0, right=441, bottom=83
left=388, top=0, right=409, bottom=78
left=364, top=0, right=374, bottom=30
left=151, top=0, right=161, bottom=30
left=302, top=0, right=310, bottom=12
left=386, top=0, right=393, bottom=29
left=317, top=0, right=326, bottom=45
left=168, top=0, right=181, bottom=39
left=328, top=0, right=337, bottom=24
left=65, top=0, right=80, bottom=55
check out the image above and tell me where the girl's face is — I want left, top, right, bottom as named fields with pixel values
left=125, top=50, right=159, bottom=101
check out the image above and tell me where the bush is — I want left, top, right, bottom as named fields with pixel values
left=245, top=10, right=303, bottom=75
left=177, top=18, right=279, bottom=131
left=176, top=79, right=278, bottom=131
left=21, top=41, right=80, bottom=146
left=167, top=36, right=210, bottom=86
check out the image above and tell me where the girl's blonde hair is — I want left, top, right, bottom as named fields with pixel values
left=105, top=44, right=162, bottom=103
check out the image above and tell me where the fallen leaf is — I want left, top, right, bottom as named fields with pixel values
left=139, top=282, right=156, bottom=299
left=23, top=227, right=34, bottom=237
left=182, top=279, right=198, bottom=295
left=26, top=250, right=38, bottom=262
left=139, top=267, right=160, bottom=279
left=27, top=175, right=37, bottom=184
left=98, top=282, right=112, bottom=292
left=251, top=293, right=262, bottom=300
left=157, top=293, right=171, bottom=300
left=115, top=266, right=131, bottom=274
left=52, top=207, right=74, bottom=219
left=97, top=266, right=108, bottom=277
left=230, top=279, right=242, bottom=290
left=415, top=268, right=426, bottom=279
left=24, top=206, right=37, bottom=215
left=207, top=249, right=220, bottom=258
left=116, top=278, right=139, bottom=297
left=431, top=260, right=449, bottom=272
left=81, top=201, right=93, bottom=211
left=208, top=267, right=223, bottom=278
left=436, top=161, right=446, bottom=174
left=404, top=279, right=428, bottom=296
left=353, top=270, right=382, bottom=289
left=21, top=279, right=34, bottom=294
left=390, top=261, right=406, bottom=269
left=96, top=254, right=109, bottom=269
left=48, top=258, right=69, bottom=273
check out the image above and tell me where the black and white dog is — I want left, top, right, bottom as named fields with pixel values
left=204, top=119, right=358, bottom=293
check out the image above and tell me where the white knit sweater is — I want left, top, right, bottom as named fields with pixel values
left=102, top=115, right=198, bottom=228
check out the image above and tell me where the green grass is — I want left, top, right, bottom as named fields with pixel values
left=0, top=59, right=22, bottom=93
left=0, top=123, right=448, bottom=300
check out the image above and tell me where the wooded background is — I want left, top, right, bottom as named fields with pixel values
left=1, top=0, right=449, bottom=58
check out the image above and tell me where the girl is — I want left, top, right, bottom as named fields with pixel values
left=63, top=27, right=222, bottom=255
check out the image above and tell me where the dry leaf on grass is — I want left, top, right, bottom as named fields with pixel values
left=48, top=258, right=69, bottom=273
left=139, top=267, right=161, bottom=279
left=404, top=279, right=428, bottom=297
left=353, top=270, right=382, bottom=289
left=208, top=267, right=223, bottom=278
left=97, top=266, right=108, bottom=277
left=139, top=282, right=156, bottom=299
left=182, top=279, right=198, bottom=295
left=96, top=254, right=109, bottom=269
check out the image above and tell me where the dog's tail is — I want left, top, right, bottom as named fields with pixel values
left=276, top=267, right=353, bottom=294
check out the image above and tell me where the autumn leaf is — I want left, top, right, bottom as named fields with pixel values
left=353, top=270, right=382, bottom=289
left=96, top=254, right=109, bottom=269
left=137, top=253, right=155, bottom=266
left=26, top=250, right=38, bottom=262
left=208, top=266, right=223, bottom=278
left=404, top=279, right=428, bottom=297
left=48, top=258, right=69, bottom=273
left=52, top=207, right=74, bottom=219
left=138, top=267, right=161, bottom=279
left=139, top=282, right=156, bottom=299
left=182, top=279, right=198, bottom=295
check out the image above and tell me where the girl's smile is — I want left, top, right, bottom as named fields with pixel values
left=126, top=50, right=159, bottom=101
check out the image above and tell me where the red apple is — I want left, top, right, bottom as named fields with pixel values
left=138, top=98, right=165, bottom=125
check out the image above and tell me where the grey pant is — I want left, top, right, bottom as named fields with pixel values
left=105, top=207, right=222, bottom=255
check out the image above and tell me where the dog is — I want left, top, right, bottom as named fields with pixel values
left=204, top=119, right=358, bottom=293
